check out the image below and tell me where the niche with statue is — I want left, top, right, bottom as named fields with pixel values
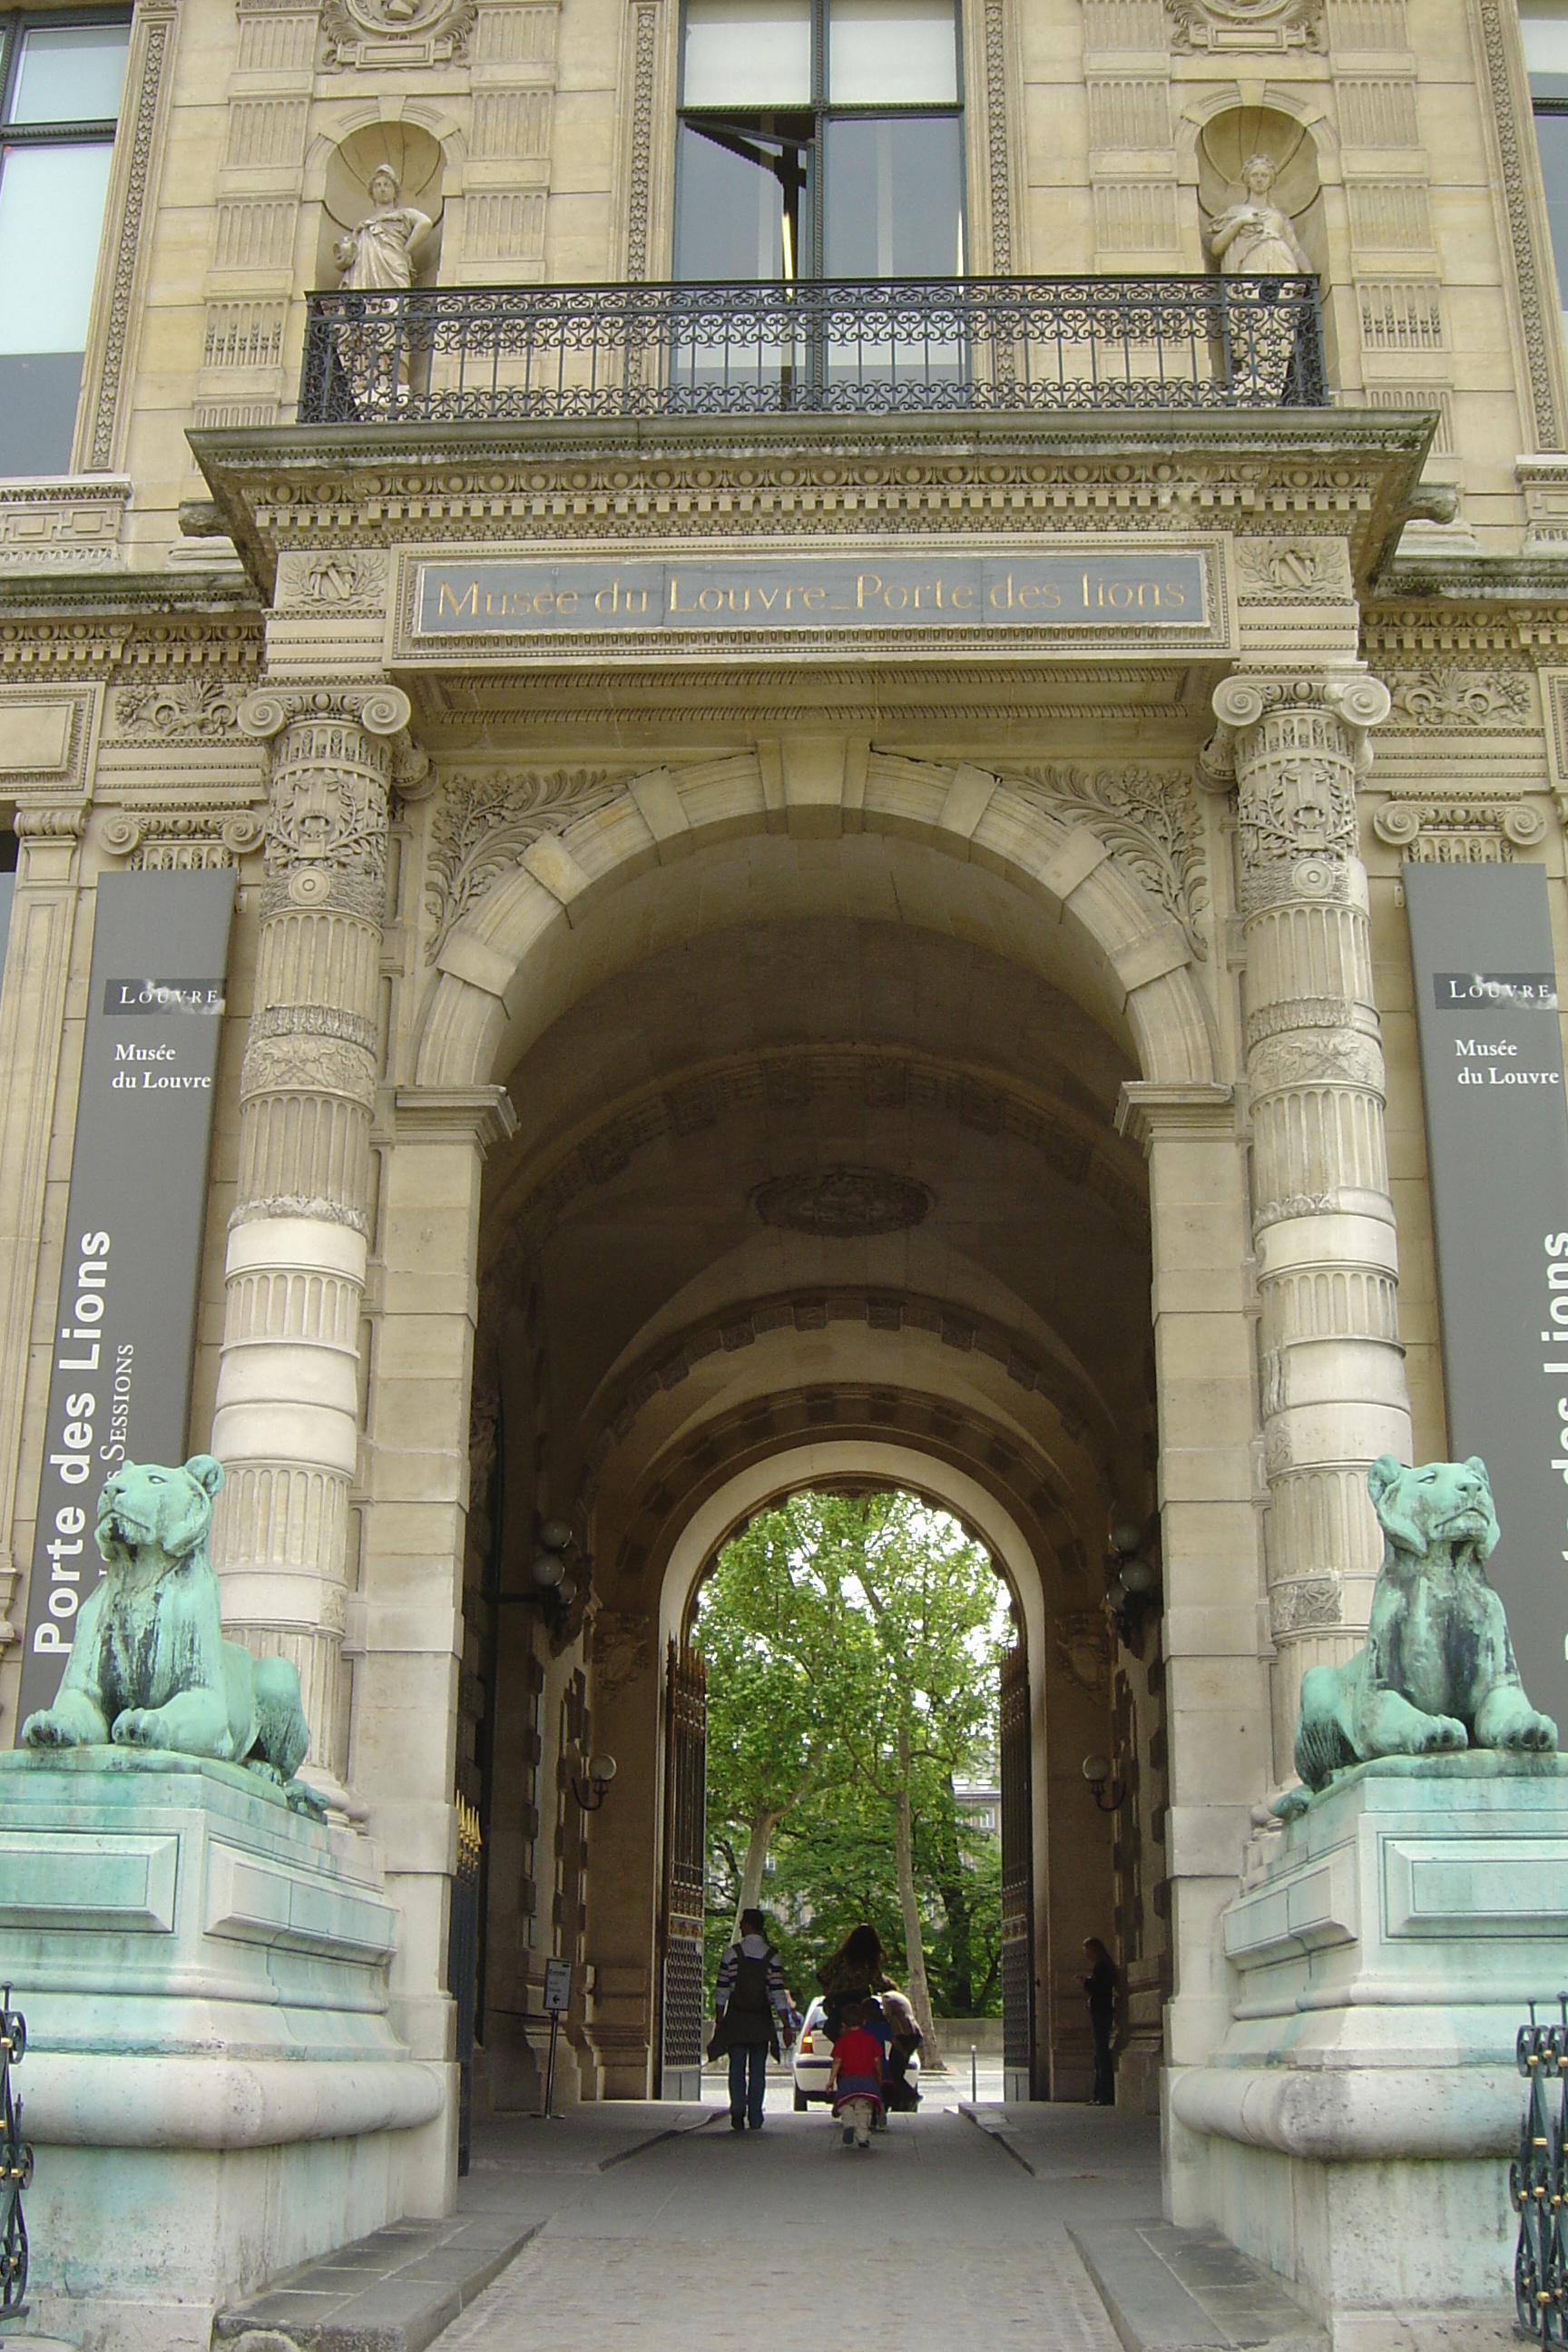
left=316, top=122, right=446, bottom=294
left=1196, top=108, right=1325, bottom=284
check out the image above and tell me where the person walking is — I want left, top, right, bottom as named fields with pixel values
left=1080, top=1936, right=1118, bottom=2106
left=711, top=1907, right=791, bottom=2132
left=817, top=1923, right=892, bottom=2042
left=828, top=2000, right=887, bottom=2149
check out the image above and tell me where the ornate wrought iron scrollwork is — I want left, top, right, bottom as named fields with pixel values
left=299, top=275, right=1329, bottom=426
left=0, top=1991, right=32, bottom=2321
left=1514, top=2000, right=1568, bottom=2341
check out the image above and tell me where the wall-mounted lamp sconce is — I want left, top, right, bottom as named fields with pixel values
left=1082, top=1753, right=1126, bottom=1813
left=571, top=1753, right=617, bottom=1811
left=1103, top=1523, right=1161, bottom=1649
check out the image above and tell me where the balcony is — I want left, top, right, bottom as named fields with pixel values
left=298, top=275, right=1328, bottom=427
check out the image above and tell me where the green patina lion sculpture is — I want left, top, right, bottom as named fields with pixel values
left=21, top=1455, right=317, bottom=1810
left=1283, top=1454, right=1557, bottom=1810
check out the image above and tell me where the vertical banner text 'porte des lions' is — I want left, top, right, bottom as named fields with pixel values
left=15, top=870, right=235, bottom=1729
left=1406, top=863, right=1568, bottom=1734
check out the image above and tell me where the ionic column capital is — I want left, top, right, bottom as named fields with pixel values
left=1199, top=669, right=1391, bottom=797
left=237, top=683, right=412, bottom=740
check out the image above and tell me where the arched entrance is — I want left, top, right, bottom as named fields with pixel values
left=386, top=774, right=1252, bottom=2134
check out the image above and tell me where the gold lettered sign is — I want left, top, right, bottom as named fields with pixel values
left=397, top=543, right=1225, bottom=660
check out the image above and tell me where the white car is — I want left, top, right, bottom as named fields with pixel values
left=789, top=1995, right=920, bottom=2112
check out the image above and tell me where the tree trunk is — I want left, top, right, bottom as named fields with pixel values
left=893, top=1778, right=945, bottom=2068
left=730, top=1806, right=783, bottom=1941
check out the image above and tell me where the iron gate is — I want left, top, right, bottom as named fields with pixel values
left=999, top=1642, right=1034, bottom=2103
left=660, top=1637, right=708, bottom=2101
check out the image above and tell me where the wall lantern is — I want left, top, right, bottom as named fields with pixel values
left=1082, top=1753, right=1126, bottom=1814
left=572, top=1753, right=617, bottom=1811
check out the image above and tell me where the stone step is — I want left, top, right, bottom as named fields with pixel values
left=211, top=2213, right=537, bottom=2352
left=1068, top=2220, right=1330, bottom=2352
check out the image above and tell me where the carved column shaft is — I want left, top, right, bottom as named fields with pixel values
left=1210, top=674, right=1413, bottom=1778
left=211, top=684, right=414, bottom=1785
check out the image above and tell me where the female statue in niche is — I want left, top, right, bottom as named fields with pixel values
left=333, top=164, right=433, bottom=290
left=1207, top=152, right=1312, bottom=276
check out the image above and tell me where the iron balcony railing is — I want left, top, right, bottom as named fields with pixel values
left=298, top=274, right=1328, bottom=426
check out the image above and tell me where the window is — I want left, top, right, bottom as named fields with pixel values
left=674, top=0, right=964, bottom=281
left=1523, top=0, right=1568, bottom=345
left=0, top=14, right=131, bottom=477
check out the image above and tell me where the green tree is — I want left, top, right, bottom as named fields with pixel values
left=696, top=1489, right=1006, bottom=2047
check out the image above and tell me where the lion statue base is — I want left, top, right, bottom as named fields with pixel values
left=1277, top=1454, right=1557, bottom=1818
left=22, top=1455, right=321, bottom=1818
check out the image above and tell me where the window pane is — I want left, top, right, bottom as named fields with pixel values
left=0, top=142, right=113, bottom=350
left=675, top=122, right=789, bottom=278
left=825, top=114, right=963, bottom=274
left=0, top=352, right=84, bottom=474
left=829, top=0, right=957, bottom=103
left=1535, top=107, right=1568, bottom=338
left=682, top=0, right=811, bottom=105
left=12, top=24, right=131, bottom=125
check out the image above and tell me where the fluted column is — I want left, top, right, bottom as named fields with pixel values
left=212, top=682, right=418, bottom=1788
left=1204, top=673, right=1413, bottom=1779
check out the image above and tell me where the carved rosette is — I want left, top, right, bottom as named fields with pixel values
left=1205, top=671, right=1412, bottom=1775
left=210, top=682, right=418, bottom=1789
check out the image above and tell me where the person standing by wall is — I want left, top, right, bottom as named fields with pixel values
left=711, top=1907, right=791, bottom=2132
left=1080, top=1937, right=1118, bottom=2106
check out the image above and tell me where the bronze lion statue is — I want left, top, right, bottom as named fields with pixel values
left=1288, top=1454, right=1557, bottom=1803
left=22, top=1455, right=316, bottom=1807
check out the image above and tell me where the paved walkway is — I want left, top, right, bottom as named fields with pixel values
left=438, top=2098, right=1161, bottom=2352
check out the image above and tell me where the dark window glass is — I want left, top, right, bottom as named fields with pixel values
left=0, top=16, right=130, bottom=478
left=674, top=0, right=964, bottom=281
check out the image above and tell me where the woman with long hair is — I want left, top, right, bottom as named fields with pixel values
left=818, top=1923, right=891, bottom=2042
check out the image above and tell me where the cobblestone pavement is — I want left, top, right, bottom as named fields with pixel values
left=438, top=2102, right=1159, bottom=2351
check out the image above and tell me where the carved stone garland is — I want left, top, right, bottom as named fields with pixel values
left=1201, top=672, right=1413, bottom=1772
left=210, top=684, right=425, bottom=1790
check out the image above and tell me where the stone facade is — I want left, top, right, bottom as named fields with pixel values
left=0, top=0, right=1566, bottom=2334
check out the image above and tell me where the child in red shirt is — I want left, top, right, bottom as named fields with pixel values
left=828, top=1999, right=887, bottom=2148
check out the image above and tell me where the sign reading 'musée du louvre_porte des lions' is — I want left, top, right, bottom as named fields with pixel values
left=399, top=544, right=1226, bottom=655
left=14, top=871, right=235, bottom=1727
left=1406, top=864, right=1568, bottom=1736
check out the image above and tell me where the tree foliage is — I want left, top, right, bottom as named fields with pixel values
left=694, top=1489, right=1008, bottom=2024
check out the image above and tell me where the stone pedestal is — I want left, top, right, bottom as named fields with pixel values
left=0, top=1750, right=446, bottom=2352
left=1170, top=1755, right=1568, bottom=2349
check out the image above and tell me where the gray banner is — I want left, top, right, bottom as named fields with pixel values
left=14, top=870, right=235, bottom=1729
left=1405, top=863, right=1568, bottom=1731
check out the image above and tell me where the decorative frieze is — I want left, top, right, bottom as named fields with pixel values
left=473, top=1, right=557, bottom=64
left=203, top=301, right=287, bottom=371
left=235, top=10, right=318, bottom=73
left=471, top=89, right=553, bottom=158
left=1326, top=0, right=1407, bottom=44
left=1386, top=669, right=1533, bottom=726
left=225, top=99, right=309, bottom=171
left=0, top=481, right=129, bottom=573
left=1357, top=281, right=1444, bottom=355
left=1338, top=79, right=1420, bottom=147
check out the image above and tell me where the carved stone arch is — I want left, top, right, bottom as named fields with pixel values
left=412, top=774, right=1220, bottom=1094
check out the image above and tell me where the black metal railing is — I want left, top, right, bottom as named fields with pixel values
left=299, top=275, right=1328, bottom=426
left=1514, top=2001, right=1568, bottom=2341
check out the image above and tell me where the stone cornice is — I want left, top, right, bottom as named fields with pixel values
left=188, top=410, right=1433, bottom=601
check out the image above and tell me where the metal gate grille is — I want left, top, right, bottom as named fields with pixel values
left=999, top=1643, right=1034, bottom=2102
left=661, top=1637, right=707, bottom=2100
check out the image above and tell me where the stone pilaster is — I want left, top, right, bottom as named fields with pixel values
left=212, top=683, right=419, bottom=1789
left=1204, top=673, right=1413, bottom=1780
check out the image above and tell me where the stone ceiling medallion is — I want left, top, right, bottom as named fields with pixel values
left=750, top=1166, right=933, bottom=1239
